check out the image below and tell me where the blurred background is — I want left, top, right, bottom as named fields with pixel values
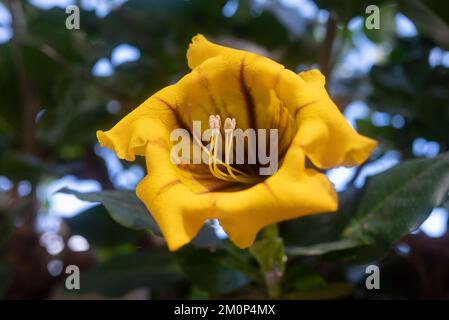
left=1, top=0, right=449, bottom=299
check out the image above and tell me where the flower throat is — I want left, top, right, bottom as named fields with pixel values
left=169, top=115, right=279, bottom=183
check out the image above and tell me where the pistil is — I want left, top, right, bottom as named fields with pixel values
left=205, top=115, right=260, bottom=184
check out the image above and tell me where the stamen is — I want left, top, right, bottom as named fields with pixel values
left=209, top=114, right=221, bottom=134
left=204, top=115, right=260, bottom=184
left=224, top=117, right=236, bottom=131
left=224, top=118, right=235, bottom=164
left=208, top=115, right=233, bottom=182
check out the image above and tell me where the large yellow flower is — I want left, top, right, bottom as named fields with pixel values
left=97, top=34, right=377, bottom=251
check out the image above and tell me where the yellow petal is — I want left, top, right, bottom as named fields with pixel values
left=97, top=83, right=228, bottom=195
left=136, top=121, right=217, bottom=251
left=290, top=69, right=377, bottom=168
left=137, top=128, right=337, bottom=251
left=100, top=102, right=236, bottom=251
left=98, top=105, right=202, bottom=250
left=179, top=51, right=298, bottom=157
left=214, top=132, right=337, bottom=248
left=187, top=34, right=245, bottom=69
left=96, top=85, right=183, bottom=161
left=97, top=36, right=376, bottom=251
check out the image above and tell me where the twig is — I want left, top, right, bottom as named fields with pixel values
left=319, top=12, right=337, bottom=80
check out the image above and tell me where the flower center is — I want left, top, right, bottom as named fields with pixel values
left=205, top=115, right=261, bottom=184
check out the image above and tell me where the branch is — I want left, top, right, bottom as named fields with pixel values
left=319, top=12, right=337, bottom=80
left=7, top=0, right=40, bottom=154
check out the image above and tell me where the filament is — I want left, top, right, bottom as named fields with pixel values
left=202, top=115, right=260, bottom=184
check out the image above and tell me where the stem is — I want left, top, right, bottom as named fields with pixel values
left=264, top=224, right=282, bottom=298
left=250, top=224, right=285, bottom=299
left=265, top=269, right=282, bottom=299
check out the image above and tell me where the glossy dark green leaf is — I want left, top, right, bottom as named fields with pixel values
left=343, top=152, right=449, bottom=245
left=58, top=188, right=161, bottom=235
left=288, top=152, right=449, bottom=256
left=65, top=204, right=143, bottom=247
left=286, top=239, right=361, bottom=256
left=59, top=188, right=223, bottom=248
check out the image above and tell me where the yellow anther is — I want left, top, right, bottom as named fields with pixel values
left=224, top=117, right=236, bottom=131
left=202, top=116, right=260, bottom=184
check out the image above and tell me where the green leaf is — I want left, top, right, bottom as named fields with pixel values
left=65, top=205, right=143, bottom=247
left=287, top=152, right=449, bottom=256
left=223, top=241, right=262, bottom=282
left=250, top=237, right=286, bottom=276
left=58, top=188, right=223, bottom=248
left=175, top=246, right=250, bottom=295
left=59, top=188, right=223, bottom=248
left=249, top=227, right=286, bottom=298
left=72, top=250, right=183, bottom=297
left=58, top=188, right=161, bottom=235
left=286, top=239, right=361, bottom=256
left=343, top=152, right=449, bottom=246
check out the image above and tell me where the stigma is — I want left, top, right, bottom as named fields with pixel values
left=206, top=115, right=259, bottom=184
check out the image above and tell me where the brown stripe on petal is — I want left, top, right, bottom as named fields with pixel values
left=197, top=68, right=220, bottom=115
left=218, top=97, right=246, bottom=167
left=147, top=138, right=170, bottom=151
left=271, top=97, right=281, bottom=134
left=196, top=68, right=236, bottom=152
left=155, top=97, right=191, bottom=132
left=276, top=103, right=291, bottom=160
left=151, top=179, right=181, bottom=203
left=196, top=183, right=237, bottom=194
left=263, top=181, right=279, bottom=204
left=239, top=55, right=259, bottom=175
left=239, top=55, right=257, bottom=130
left=192, top=67, right=254, bottom=169
left=219, top=98, right=232, bottom=120
left=293, top=100, right=320, bottom=120
left=273, top=69, right=282, bottom=90
left=277, top=102, right=288, bottom=141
